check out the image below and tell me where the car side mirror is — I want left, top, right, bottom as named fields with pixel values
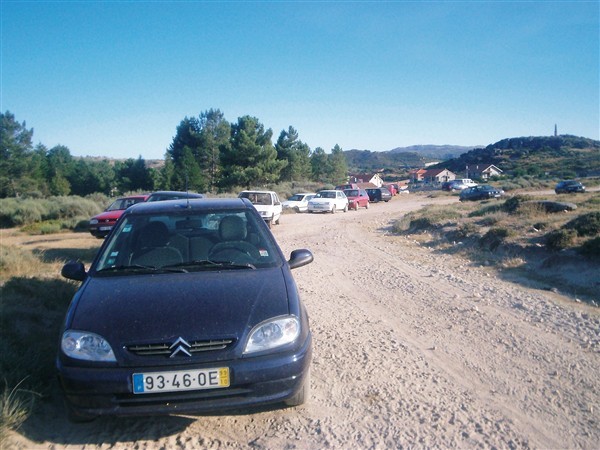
left=288, top=249, right=313, bottom=270
left=61, top=260, right=87, bottom=281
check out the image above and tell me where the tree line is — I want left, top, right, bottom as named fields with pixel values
left=0, top=110, right=348, bottom=198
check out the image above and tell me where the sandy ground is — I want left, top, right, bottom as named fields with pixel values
left=5, top=194, right=600, bottom=449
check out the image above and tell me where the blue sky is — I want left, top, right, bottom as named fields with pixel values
left=2, top=0, right=598, bottom=160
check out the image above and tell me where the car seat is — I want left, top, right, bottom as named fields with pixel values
left=130, top=221, right=183, bottom=267
left=209, top=215, right=259, bottom=262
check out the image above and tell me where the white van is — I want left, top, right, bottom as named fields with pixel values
left=238, top=190, right=282, bottom=228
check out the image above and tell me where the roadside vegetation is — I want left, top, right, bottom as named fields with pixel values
left=0, top=247, right=80, bottom=443
left=392, top=187, right=600, bottom=305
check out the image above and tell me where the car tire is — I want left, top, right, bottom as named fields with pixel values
left=343, top=204, right=348, bottom=212
left=267, top=219, right=272, bottom=229
left=331, top=205, right=336, bottom=214
left=275, top=215, right=280, bottom=225
left=365, top=202, right=369, bottom=209
left=284, top=369, right=310, bottom=407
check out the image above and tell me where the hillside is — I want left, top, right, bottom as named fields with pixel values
left=434, top=135, right=600, bottom=178
left=344, top=145, right=476, bottom=175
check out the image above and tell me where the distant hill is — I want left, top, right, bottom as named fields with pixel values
left=343, top=145, right=477, bottom=178
left=388, top=144, right=478, bottom=160
left=432, top=135, right=600, bottom=178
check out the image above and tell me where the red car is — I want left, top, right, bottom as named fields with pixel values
left=89, top=195, right=149, bottom=238
left=344, top=189, right=370, bottom=210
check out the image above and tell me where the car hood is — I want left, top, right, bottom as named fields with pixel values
left=310, top=198, right=334, bottom=203
left=91, top=210, right=124, bottom=221
left=68, top=268, right=290, bottom=347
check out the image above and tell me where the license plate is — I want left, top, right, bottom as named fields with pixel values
left=99, top=226, right=112, bottom=231
left=132, top=367, right=229, bottom=394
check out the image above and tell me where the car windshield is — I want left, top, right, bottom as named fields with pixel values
left=344, top=190, right=359, bottom=197
left=106, top=198, right=140, bottom=211
left=93, top=208, right=281, bottom=274
left=316, top=192, right=336, bottom=199
left=288, top=194, right=303, bottom=201
left=239, top=192, right=272, bottom=205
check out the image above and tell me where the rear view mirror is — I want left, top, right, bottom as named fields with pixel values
left=288, top=249, right=313, bottom=270
left=61, top=261, right=86, bottom=281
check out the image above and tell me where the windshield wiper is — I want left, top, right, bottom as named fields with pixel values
left=166, top=260, right=256, bottom=271
left=97, top=264, right=187, bottom=274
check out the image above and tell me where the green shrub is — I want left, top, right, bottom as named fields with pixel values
left=578, top=237, right=600, bottom=258
left=564, top=212, right=600, bottom=237
left=0, top=196, right=103, bottom=229
left=479, top=227, right=513, bottom=251
left=446, top=222, right=480, bottom=241
left=502, top=195, right=533, bottom=214
left=545, top=229, right=577, bottom=251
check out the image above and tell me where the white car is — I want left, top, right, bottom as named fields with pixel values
left=238, top=190, right=282, bottom=228
left=307, top=190, right=349, bottom=213
left=282, top=193, right=317, bottom=213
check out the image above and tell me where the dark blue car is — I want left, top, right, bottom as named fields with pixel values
left=59, top=198, right=313, bottom=421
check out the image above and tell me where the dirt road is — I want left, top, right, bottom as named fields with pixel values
left=8, top=194, right=600, bottom=449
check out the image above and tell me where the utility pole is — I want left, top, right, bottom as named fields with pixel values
left=554, top=124, right=558, bottom=137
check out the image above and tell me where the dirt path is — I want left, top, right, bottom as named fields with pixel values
left=7, top=194, right=600, bottom=449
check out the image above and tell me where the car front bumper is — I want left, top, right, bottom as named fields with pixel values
left=58, top=334, right=312, bottom=418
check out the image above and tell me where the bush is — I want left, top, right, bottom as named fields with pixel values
left=579, top=237, right=600, bottom=258
left=479, top=227, right=512, bottom=251
left=564, top=212, right=600, bottom=237
left=0, top=196, right=103, bottom=229
left=502, top=195, right=532, bottom=214
left=545, top=229, right=577, bottom=251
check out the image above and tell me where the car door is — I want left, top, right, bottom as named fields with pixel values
left=272, top=193, right=282, bottom=221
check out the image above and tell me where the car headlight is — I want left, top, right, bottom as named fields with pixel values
left=89, top=219, right=99, bottom=225
left=61, top=330, right=116, bottom=362
left=244, top=316, right=300, bottom=354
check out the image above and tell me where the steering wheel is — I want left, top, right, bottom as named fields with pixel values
left=208, top=242, right=260, bottom=263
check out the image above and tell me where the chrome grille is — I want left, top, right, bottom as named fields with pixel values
left=127, top=339, right=235, bottom=356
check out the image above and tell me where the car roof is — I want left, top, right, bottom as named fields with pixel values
left=148, top=190, right=203, bottom=196
left=127, top=197, right=251, bottom=215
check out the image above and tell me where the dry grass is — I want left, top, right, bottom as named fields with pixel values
left=392, top=190, right=600, bottom=304
left=0, top=233, right=97, bottom=441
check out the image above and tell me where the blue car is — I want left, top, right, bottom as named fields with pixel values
left=58, top=198, right=313, bottom=421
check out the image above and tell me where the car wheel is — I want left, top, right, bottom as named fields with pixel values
left=331, top=205, right=336, bottom=214
left=275, top=215, right=280, bottom=225
left=284, top=369, right=310, bottom=407
left=343, top=204, right=348, bottom=212
left=267, top=219, right=272, bottom=229
left=365, top=201, right=369, bottom=209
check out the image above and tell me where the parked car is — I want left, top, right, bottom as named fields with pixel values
left=335, top=183, right=359, bottom=191
left=385, top=184, right=398, bottom=196
left=441, top=181, right=455, bottom=191
left=344, top=189, right=370, bottom=210
left=58, top=198, right=314, bottom=422
left=89, top=195, right=149, bottom=238
left=459, top=184, right=505, bottom=201
left=282, top=193, right=316, bottom=213
left=388, top=183, right=401, bottom=195
left=146, top=191, right=204, bottom=202
left=442, top=179, right=478, bottom=191
left=555, top=180, right=585, bottom=194
left=307, top=190, right=348, bottom=213
left=366, top=187, right=392, bottom=203
left=238, top=190, right=282, bottom=228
